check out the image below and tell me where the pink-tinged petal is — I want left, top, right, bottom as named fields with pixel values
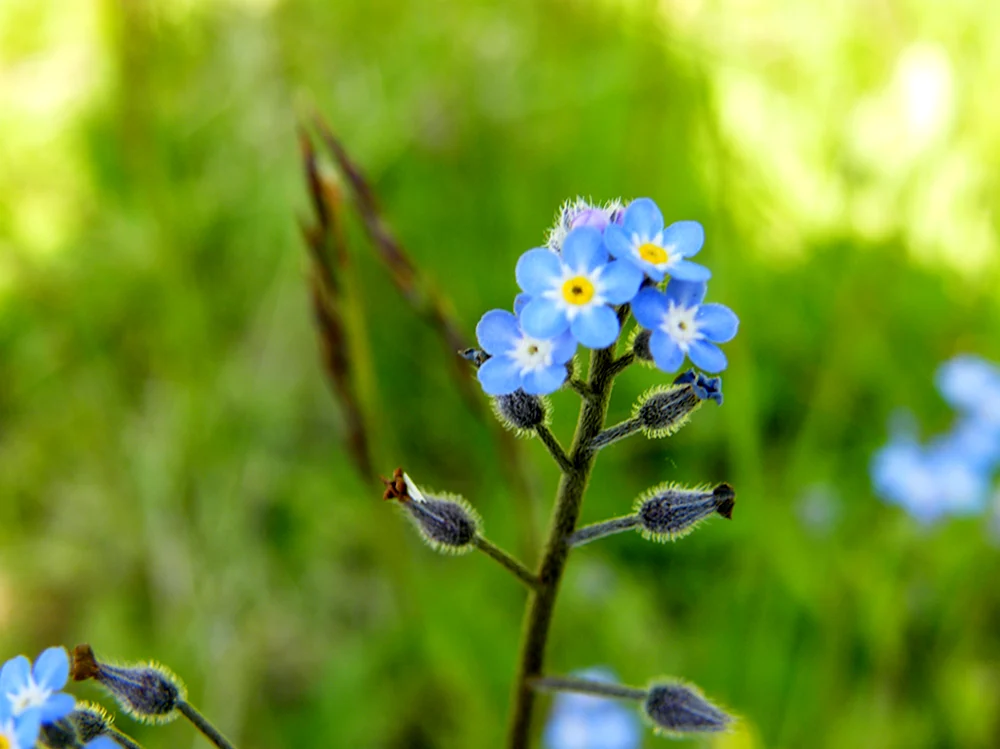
left=515, top=248, right=562, bottom=296
left=695, top=304, right=739, bottom=343
left=562, top=226, right=607, bottom=273
left=649, top=331, right=685, bottom=372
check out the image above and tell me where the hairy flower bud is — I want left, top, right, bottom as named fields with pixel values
left=493, top=390, right=548, bottom=433
left=634, top=384, right=702, bottom=438
left=636, top=483, right=735, bottom=541
left=644, top=681, right=733, bottom=736
left=546, top=197, right=624, bottom=252
left=68, top=703, right=113, bottom=743
left=383, top=469, right=481, bottom=554
left=631, top=328, right=654, bottom=363
left=71, top=645, right=185, bottom=724
left=39, top=719, right=80, bottom=749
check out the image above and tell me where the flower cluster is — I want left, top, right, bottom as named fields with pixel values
left=871, top=355, right=1000, bottom=523
left=475, top=197, right=739, bottom=396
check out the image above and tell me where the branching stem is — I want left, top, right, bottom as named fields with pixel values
left=568, top=515, right=640, bottom=547
left=567, top=378, right=594, bottom=400
left=534, top=424, right=573, bottom=473
left=608, top=352, right=636, bottom=377
left=529, top=674, right=648, bottom=702
left=177, top=701, right=237, bottom=749
left=589, top=417, right=643, bottom=451
left=108, top=729, right=145, bottom=749
left=474, top=536, right=542, bottom=590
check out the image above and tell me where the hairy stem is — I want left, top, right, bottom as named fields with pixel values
left=608, top=352, right=636, bottom=378
left=529, top=674, right=648, bottom=701
left=567, top=515, right=640, bottom=547
left=534, top=424, right=573, bottom=473
left=474, top=536, right=542, bottom=590
left=567, top=378, right=594, bottom=400
left=108, top=729, right=145, bottom=749
left=177, top=701, right=237, bottom=749
left=589, top=417, right=643, bottom=451
left=506, top=345, right=618, bottom=748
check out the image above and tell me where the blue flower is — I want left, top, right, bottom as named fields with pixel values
left=0, top=647, right=75, bottom=725
left=674, top=369, right=724, bottom=405
left=546, top=198, right=624, bottom=252
left=516, top=226, right=643, bottom=349
left=632, top=280, right=738, bottom=373
left=936, top=355, right=1000, bottom=425
left=0, top=699, right=41, bottom=749
left=603, top=198, right=710, bottom=282
left=86, top=739, right=120, bottom=749
left=543, top=669, right=641, bottom=749
left=476, top=309, right=576, bottom=395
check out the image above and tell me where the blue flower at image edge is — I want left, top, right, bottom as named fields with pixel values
left=603, top=198, right=710, bottom=283
left=0, top=700, right=41, bottom=749
left=544, top=668, right=640, bottom=749
left=0, top=647, right=75, bottom=725
left=516, top=226, right=643, bottom=349
left=632, top=280, right=739, bottom=373
left=476, top=309, right=576, bottom=395
left=936, top=355, right=1000, bottom=425
left=86, top=738, right=120, bottom=749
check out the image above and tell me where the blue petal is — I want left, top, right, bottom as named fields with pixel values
left=662, top=220, right=705, bottom=258
left=87, top=739, right=121, bottom=749
left=475, top=309, right=519, bottom=355
left=664, top=279, right=707, bottom=308
left=688, top=339, right=728, bottom=372
left=515, top=248, right=561, bottom=296
left=520, top=297, right=569, bottom=339
left=521, top=365, right=567, bottom=395
left=550, top=329, right=578, bottom=364
left=602, top=224, right=633, bottom=260
left=562, top=226, right=607, bottom=273
left=40, top=692, right=76, bottom=724
left=599, top=260, right=644, bottom=305
left=570, top=305, right=620, bottom=349
left=631, top=287, right=668, bottom=329
left=0, top=656, right=31, bottom=696
left=649, top=330, right=685, bottom=372
left=695, top=303, right=739, bottom=343
left=669, top=259, right=712, bottom=282
left=513, top=293, right=530, bottom=316
left=14, top=708, right=41, bottom=749
left=621, top=197, right=664, bottom=237
left=33, top=647, right=69, bottom=691
left=477, top=357, right=520, bottom=396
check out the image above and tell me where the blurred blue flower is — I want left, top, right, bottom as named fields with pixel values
left=632, top=280, right=739, bottom=373
left=86, top=737, right=120, bottom=749
left=517, top=227, right=643, bottom=349
left=475, top=309, right=576, bottom=395
left=543, top=669, right=641, bottom=749
left=935, top=355, right=1000, bottom=425
left=0, top=698, right=41, bottom=749
left=0, top=647, right=75, bottom=724
left=603, top=198, right=710, bottom=283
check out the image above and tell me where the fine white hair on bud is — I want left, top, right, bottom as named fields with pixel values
left=382, top=469, right=481, bottom=554
left=643, top=681, right=734, bottom=736
left=635, top=483, right=735, bottom=541
left=634, top=384, right=702, bottom=438
left=71, top=645, right=186, bottom=725
left=492, top=390, right=548, bottom=434
left=546, top=197, right=625, bottom=252
left=68, top=702, right=114, bottom=743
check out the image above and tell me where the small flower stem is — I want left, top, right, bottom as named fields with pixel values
left=589, top=417, right=642, bottom=451
left=529, top=674, right=648, bottom=702
left=507, top=344, right=619, bottom=748
left=474, top=535, right=542, bottom=590
left=177, top=701, right=237, bottom=749
left=567, top=378, right=594, bottom=400
left=567, top=515, right=640, bottom=547
left=109, top=729, right=146, bottom=749
left=534, top=424, right=573, bottom=473
left=608, top=352, right=636, bottom=377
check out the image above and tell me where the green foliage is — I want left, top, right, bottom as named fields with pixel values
left=1, top=0, right=999, bottom=747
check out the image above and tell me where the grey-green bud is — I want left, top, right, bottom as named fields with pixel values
left=493, top=390, right=547, bottom=432
left=636, top=483, right=735, bottom=541
left=644, top=681, right=733, bottom=736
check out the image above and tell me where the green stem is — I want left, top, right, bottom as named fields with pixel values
left=474, top=535, right=542, bottom=590
left=567, top=378, right=593, bottom=400
left=506, top=345, right=618, bottom=748
left=608, top=352, right=636, bottom=377
left=534, top=424, right=573, bottom=473
left=108, top=729, right=145, bottom=749
left=567, top=515, right=640, bottom=547
left=589, top=417, right=642, bottom=451
left=177, top=701, right=237, bottom=749
left=529, top=674, right=648, bottom=701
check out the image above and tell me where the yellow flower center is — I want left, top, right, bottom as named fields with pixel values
left=638, top=242, right=669, bottom=265
left=561, top=276, right=595, bottom=305
left=0, top=735, right=9, bottom=749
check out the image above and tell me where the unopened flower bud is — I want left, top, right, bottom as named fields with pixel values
left=70, top=645, right=185, bottom=724
left=673, top=369, right=723, bottom=406
left=631, top=328, right=654, bottom=363
left=634, top=384, right=703, bottom=438
left=644, top=681, right=733, bottom=736
left=492, top=390, right=548, bottom=433
left=636, top=483, right=735, bottom=541
left=382, top=469, right=481, bottom=554
left=40, top=718, right=80, bottom=749
left=68, top=703, right=113, bottom=743
left=546, top=197, right=624, bottom=252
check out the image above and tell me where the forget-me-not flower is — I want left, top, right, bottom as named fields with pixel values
left=476, top=309, right=576, bottom=395
left=516, top=226, right=643, bottom=349
left=0, top=699, right=41, bottom=749
left=543, top=668, right=640, bottom=749
left=603, top=198, right=710, bottom=282
left=0, top=647, right=75, bottom=725
left=936, top=355, right=1000, bottom=425
left=632, top=280, right=738, bottom=373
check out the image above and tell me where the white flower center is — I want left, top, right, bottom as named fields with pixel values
left=543, top=264, right=606, bottom=320
left=661, top=302, right=701, bottom=350
left=510, top=335, right=555, bottom=375
left=7, top=676, right=51, bottom=717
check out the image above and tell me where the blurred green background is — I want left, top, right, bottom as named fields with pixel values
left=2, top=0, right=999, bottom=747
